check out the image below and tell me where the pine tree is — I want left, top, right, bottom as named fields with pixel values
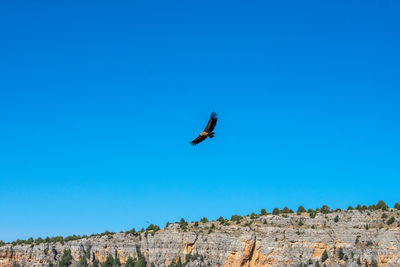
left=320, top=205, right=330, bottom=214
left=272, top=208, right=279, bottom=215
left=260, top=209, right=267, bottom=215
left=297, top=206, right=306, bottom=214
left=125, top=257, right=136, bottom=267
left=376, top=200, right=388, bottom=210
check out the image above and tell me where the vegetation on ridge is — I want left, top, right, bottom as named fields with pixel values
left=1, top=200, right=399, bottom=248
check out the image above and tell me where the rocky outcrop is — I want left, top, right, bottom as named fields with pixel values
left=1, top=209, right=400, bottom=266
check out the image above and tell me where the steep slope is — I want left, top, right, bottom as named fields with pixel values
left=1, top=209, right=400, bottom=267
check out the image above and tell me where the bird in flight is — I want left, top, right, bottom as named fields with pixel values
left=191, top=112, right=218, bottom=145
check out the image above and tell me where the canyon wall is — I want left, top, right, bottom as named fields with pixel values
left=1, top=210, right=400, bottom=266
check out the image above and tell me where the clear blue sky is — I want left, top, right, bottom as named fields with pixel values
left=1, top=1, right=399, bottom=242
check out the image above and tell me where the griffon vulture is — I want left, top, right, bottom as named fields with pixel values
left=190, top=112, right=218, bottom=145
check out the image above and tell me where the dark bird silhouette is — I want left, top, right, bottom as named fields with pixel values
left=191, top=112, right=218, bottom=145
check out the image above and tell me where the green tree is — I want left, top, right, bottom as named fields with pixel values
left=231, top=215, right=242, bottom=224
left=297, top=206, right=306, bottom=214
left=272, top=208, right=279, bottom=215
left=217, top=216, right=225, bottom=223
left=35, top=237, right=44, bottom=244
left=58, top=249, right=72, bottom=267
left=281, top=206, right=290, bottom=214
left=146, top=224, right=160, bottom=232
left=90, top=260, right=99, bottom=267
left=176, top=257, right=183, bottom=267
left=126, top=228, right=136, bottom=235
left=125, top=256, right=136, bottom=267
left=135, top=250, right=147, bottom=267
left=200, top=217, right=208, bottom=223
left=320, top=205, right=330, bottom=214
left=347, top=206, right=354, bottom=211
left=260, top=209, right=267, bottom=215
left=334, top=215, right=339, bottom=223
left=376, top=200, right=388, bottom=211
left=113, top=256, right=121, bottom=267
left=394, top=202, right=400, bottom=210
left=77, top=255, right=88, bottom=267
left=179, top=218, right=188, bottom=230
left=309, top=211, right=317, bottom=218
left=321, top=250, right=328, bottom=262
left=100, top=255, right=114, bottom=267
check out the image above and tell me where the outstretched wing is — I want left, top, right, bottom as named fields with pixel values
left=191, top=135, right=207, bottom=145
left=204, top=112, right=218, bottom=132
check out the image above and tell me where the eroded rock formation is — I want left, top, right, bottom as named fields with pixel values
left=1, top=209, right=400, bottom=266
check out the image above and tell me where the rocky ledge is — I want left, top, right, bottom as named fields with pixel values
left=1, top=208, right=400, bottom=267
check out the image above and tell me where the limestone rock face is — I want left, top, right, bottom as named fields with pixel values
left=1, top=210, right=400, bottom=266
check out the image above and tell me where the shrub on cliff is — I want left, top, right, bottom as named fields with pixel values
left=100, top=255, right=113, bottom=267
left=347, top=206, right=354, bottom=211
left=77, top=255, right=88, bottom=267
left=297, top=206, right=306, bottom=214
left=394, top=202, right=400, bottom=210
left=135, top=250, right=147, bottom=267
left=334, top=215, right=339, bottom=222
left=88, top=259, right=99, bottom=267
left=179, top=218, right=188, bottom=230
left=231, top=215, right=243, bottom=224
left=260, top=208, right=267, bottom=215
left=272, top=208, right=279, bottom=215
left=167, top=257, right=183, bottom=267
left=309, top=211, right=317, bottom=218
left=387, top=216, right=395, bottom=225
left=320, top=205, right=330, bottom=214
left=281, top=206, right=293, bottom=214
left=321, top=250, right=328, bottom=262
left=100, top=254, right=122, bottom=267
left=337, top=247, right=344, bottom=260
left=125, top=228, right=137, bottom=235
left=58, top=249, right=72, bottom=267
left=146, top=224, right=160, bottom=232
left=125, top=257, right=135, bottom=267
left=100, top=230, right=115, bottom=237
left=376, top=200, right=388, bottom=211
left=200, top=217, right=208, bottom=223
left=64, top=235, right=81, bottom=242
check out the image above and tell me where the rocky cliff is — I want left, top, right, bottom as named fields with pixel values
left=1, top=209, right=400, bottom=267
